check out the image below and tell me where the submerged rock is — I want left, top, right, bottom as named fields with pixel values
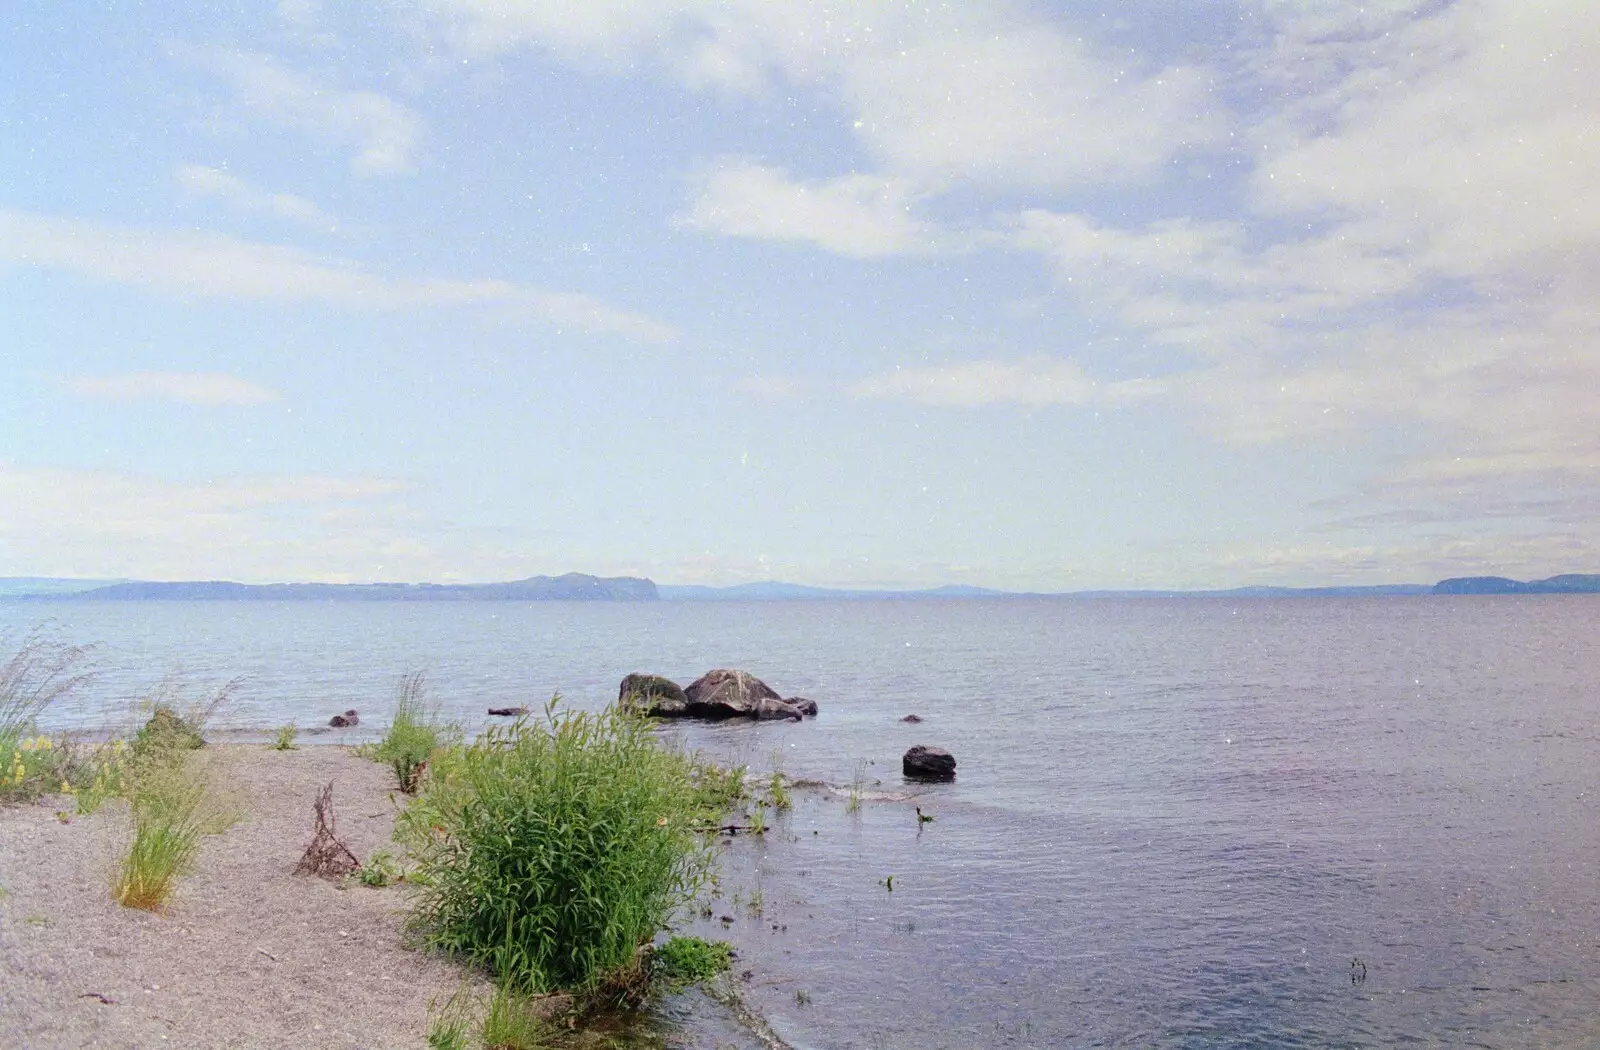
left=787, top=697, right=819, bottom=717
left=329, top=709, right=359, bottom=728
left=903, top=745, right=956, bottom=781
left=487, top=706, right=528, bottom=717
left=753, top=696, right=804, bottom=722
left=618, top=673, right=689, bottom=716
left=900, top=714, right=923, bottom=723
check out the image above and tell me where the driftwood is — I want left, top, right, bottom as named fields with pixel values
left=295, top=782, right=361, bottom=880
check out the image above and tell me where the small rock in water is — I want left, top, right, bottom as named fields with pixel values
left=487, top=706, right=528, bottom=717
left=902, top=745, right=956, bottom=781
left=329, top=710, right=359, bottom=728
left=787, top=697, right=819, bottom=717
left=900, top=714, right=923, bottom=723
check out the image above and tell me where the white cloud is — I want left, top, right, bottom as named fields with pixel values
left=175, top=165, right=337, bottom=232
left=678, top=162, right=934, bottom=257
left=198, top=50, right=421, bottom=174
left=1247, top=1, right=1600, bottom=279
left=0, top=210, right=678, bottom=342
left=418, top=1, right=1217, bottom=191
left=843, top=23, right=1217, bottom=189
left=848, top=359, right=1160, bottom=409
left=69, top=372, right=283, bottom=407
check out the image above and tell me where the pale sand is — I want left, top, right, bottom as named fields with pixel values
left=0, top=744, right=486, bottom=1048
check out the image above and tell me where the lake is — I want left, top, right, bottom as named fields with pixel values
left=6, top=596, right=1599, bottom=1048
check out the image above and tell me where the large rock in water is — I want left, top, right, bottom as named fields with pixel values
left=903, top=745, right=956, bottom=781
left=618, top=673, right=689, bottom=716
left=683, top=669, right=786, bottom=718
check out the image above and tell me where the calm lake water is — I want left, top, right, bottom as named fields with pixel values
left=6, top=596, right=1600, bottom=1048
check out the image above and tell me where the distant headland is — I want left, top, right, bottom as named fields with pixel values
left=3, top=572, right=1598, bottom=601
left=0, top=573, right=658, bottom=602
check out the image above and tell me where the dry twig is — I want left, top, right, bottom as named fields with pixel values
left=294, top=781, right=361, bottom=880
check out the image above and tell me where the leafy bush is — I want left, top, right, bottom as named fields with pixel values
left=398, top=699, right=715, bottom=996
left=271, top=724, right=298, bottom=751
left=375, top=671, right=439, bottom=793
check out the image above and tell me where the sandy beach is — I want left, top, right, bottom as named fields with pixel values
left=0, top=744, right=483, bottom=1049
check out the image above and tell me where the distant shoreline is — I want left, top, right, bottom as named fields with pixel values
left=3, top=572, right=1598, bottom=601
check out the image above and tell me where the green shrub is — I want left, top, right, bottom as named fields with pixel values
left=271, top=724, right=298, bottom=751
left=398, top=699, right=715, bottom=996
left=375, top=671, right=440, bottom=793
left=652, top=936, right=732, bottom=989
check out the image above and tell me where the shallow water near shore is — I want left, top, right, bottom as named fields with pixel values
left=7, top=595, right=1600, bottom=1048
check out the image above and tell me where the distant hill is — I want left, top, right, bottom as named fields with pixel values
left=659, top=581, right=1432, bottom=600
left=657, top=582, right=1010, bottom=601
left=17, top=573, right=658, bottom=602
left=1434, top=574, right=1600, bottom=595
left=7, top=573, right=1596, bottom=602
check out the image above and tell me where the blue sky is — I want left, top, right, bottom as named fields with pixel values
left=3, top=1, right=1596, bottom=589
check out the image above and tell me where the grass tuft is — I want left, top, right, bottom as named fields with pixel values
left=113, top=749, right=234, bottom=911
left=375, top=671, right=441, bottom=794
left=271, top=723, right=298, bottom=751
left=846, top=759, right=868, bottom=815
left=397, top=697, right=716, bottom=998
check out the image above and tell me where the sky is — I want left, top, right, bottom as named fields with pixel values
left=2, top=0, right=1597, bottom=590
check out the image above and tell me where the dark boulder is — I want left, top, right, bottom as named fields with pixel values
left=683, top=669, right=783, bottom=718
left=487, top=706, right=528, bottom=717
left=903, top=745, right=956, bottom=781
left=618, top=673, right=689, bottom=716
left=900, top=714, right=923, bottom=723
left=329, top=709, right=360, bottom=728
left=787, top=697, right=818, bottom=717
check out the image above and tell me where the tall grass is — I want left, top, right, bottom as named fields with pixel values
left=376, top=671, right=440, bottom=793
left=113, top=681, right=237, bottom=911
left=114, top=756, right=207, bottom=909
left=0, top=631, right=95, bottom=767
left=397, top=698, right=715, bottom=996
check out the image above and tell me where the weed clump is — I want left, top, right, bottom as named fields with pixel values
left=271, top=724, right=298, bottom=751
left=398, top=698, right=715, bottom=997
left=651, top=936, right=733, bottom=989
